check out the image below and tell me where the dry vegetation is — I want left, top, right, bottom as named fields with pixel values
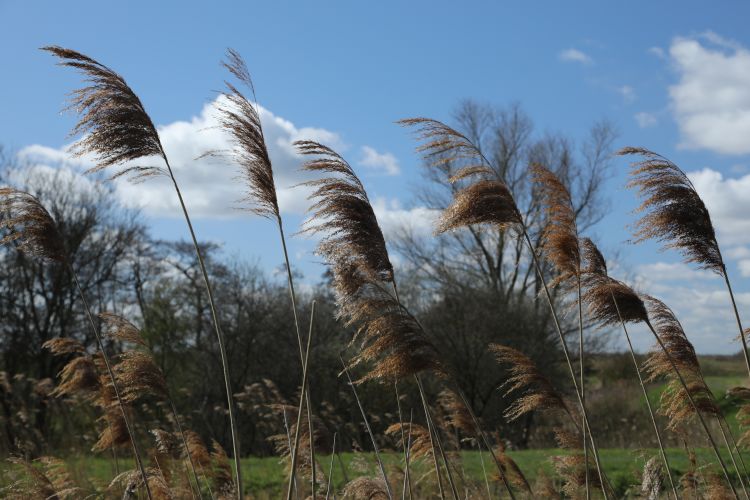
left=1, top=46, right=750, bottom=499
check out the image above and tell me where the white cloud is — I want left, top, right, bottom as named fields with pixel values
left=648, top=46, right=666, bottom=59
left=634, top=112, right=657, bottom=128
left=688, top=168, right=750, bottom=245
left=625, top=263, right=749, bottom=354
left=669, top=33, right=750, bottom=154
left=371, top=198, right=439, bottom=239
left=617, top=85, right=636, bottom=103
left=19, top=97, right=343, bottom=219
left=359, top=146, right=400, bottom=176
left=559, top=48, right=593, bottom=65
left=635, top=261, right=719, bottom=283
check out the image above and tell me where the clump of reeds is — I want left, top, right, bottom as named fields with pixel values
left=1, top=186, right=152, bottom=497
left=621, top=147, right=750, bottom=380
left=44, top=46, right=242, bottom=497
left=400, top=116, right=609, bottom=496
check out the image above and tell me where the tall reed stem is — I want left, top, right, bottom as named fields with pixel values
left=168, top=400, right=203, bottom=500
left=69, top=265, right=152, bottom=500
left=722, top=266, right=750, bottom=381
left=610, top=298, right=678, bottom=499
left=403, top=409, right=414, bottom=500
left=576, top=275, right=589, bottom=500
left=160, top=154, right=243, bottom=499
left=521, top=231, right=608, bottom=498
left=340, top=357, right=394, bottom=500
left=276, top=218, right=318, bottom=497
left=286, top=302, right=316, bottom=500
left=416, top=376, right=459, bottom=500
left=326, top=432, right=337, bottom=500
left=644, top=319, right=739, bottom=499
left=283, top=409, right=300, bottom=500
left=394, top=381, right=412, bottom=499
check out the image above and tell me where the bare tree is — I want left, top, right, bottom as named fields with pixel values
left=395, top=101, right=616, bottom=439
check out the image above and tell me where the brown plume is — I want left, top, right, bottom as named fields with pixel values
left=642, top=296, right=718, bottom=431
left=436, top=179, right=521, bottom=234
left=582, top=276, right=649, bottom=326
left=298, top=140, right=394, bottom=283
left=580, top=237, right=607, bottom=276
left=531, top=164, right=580, bottom=283
left=42, top=46, right=166, bottom=181
left=385, top=422, right=434, bottom=460
left=0, top=188, right=64, bottom=261
left=342, top=477, right=390, bottom=499
left=621, top=147, right=724, bottom=275
left=436, top=389, right=475, bottom=438
left=331, top=262, right=442, bottom=381
left=99, top=313, right=146, bottom=346
left=217, top=49, right=279, bottom=218
left=580, top=238, right=649, bottom=325
left=489, top=344, right=568, bottom=421
left=43, top=338, right=101, bottom=398
left=210, top=440, right=235, bottom=499
left=398, top=117, right=489, bottom=169
left=114, top=350, right=168, bottom=403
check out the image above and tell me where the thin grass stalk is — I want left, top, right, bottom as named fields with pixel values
left=577, top=275, right=589, bottom=500
left=68, top=265, right=152, bottom=500
left=417, top=379, right=446, bottom=500
left=476, top=441, right=492, bottom=500
left=286, top=302, right=317, bottom=500
left=718, top=412, right=750, bottom=483
left=415, top=376, right=459, bottom=500
left=453, top=386, right=516, bottom=499
left=644, top=319, right=738, bottom=498
left=717, top=419, right=750, bottom=498
left=394, top=381, right=412, bottom=500
left=340, top=358, right=394, bottom=500
left=168, top=400, right=203, bottom=500
left=283, top=409, right=300, bottom=500
left=722, top=268, right=750, bottom=381
left=277, top=219, right=319, bottom=498
left=522, top=231, right=608, bottom=498
left=403, top=409, right=414, bottom=500
left=612, top=300, right=678, bottom=499
left=326, top=432, right=337, bottom=500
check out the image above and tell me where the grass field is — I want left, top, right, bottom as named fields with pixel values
left=11, top=447, right=745, bottom=498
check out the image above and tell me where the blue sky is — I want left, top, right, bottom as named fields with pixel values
left=2, top=1, right=750, bottom=353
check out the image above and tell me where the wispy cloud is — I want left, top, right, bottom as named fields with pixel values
left=634, top=111, right=657, bottom=128
left=668, top=32, right=750, bottom=154
left=559, top=48, right=593, bottom=65
left=617, top=85, right=636, bottom=103
left=359, top=146, right=400, bottom=176
left=18, top=97, right=344, bottom=219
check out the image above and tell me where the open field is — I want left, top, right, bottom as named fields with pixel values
left=5, top=448, right=750, bottom=498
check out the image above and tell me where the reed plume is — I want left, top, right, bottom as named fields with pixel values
left=298, top=140, right=394, bottom=282
left=218, top=51, right=322, bottom=496
left=101, top=312, right=203, bottom=498
left=6, top=456, right=85, bottom=499
left=621, top=147, right=750, bottom=381
left=0, top=188, right=65, bottom=261
left=1, top=186, right=151, bottom=497
left=580, top=238, right=678, bottom=499
left=641, top=456, right=663, bottom=500
left=44, top=46, right=242, bottom=497
left=642, top=295, right=741, bottom=497
left=531, top=163, right=591, bottom=497
left=489, top=344, right=568, bottom=421
left=402, top=116, right=608, bottom=496
left=342, top=477, right=390, bottom=500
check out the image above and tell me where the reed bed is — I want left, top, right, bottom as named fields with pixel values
left=0, top=46, right=748, bottom=500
